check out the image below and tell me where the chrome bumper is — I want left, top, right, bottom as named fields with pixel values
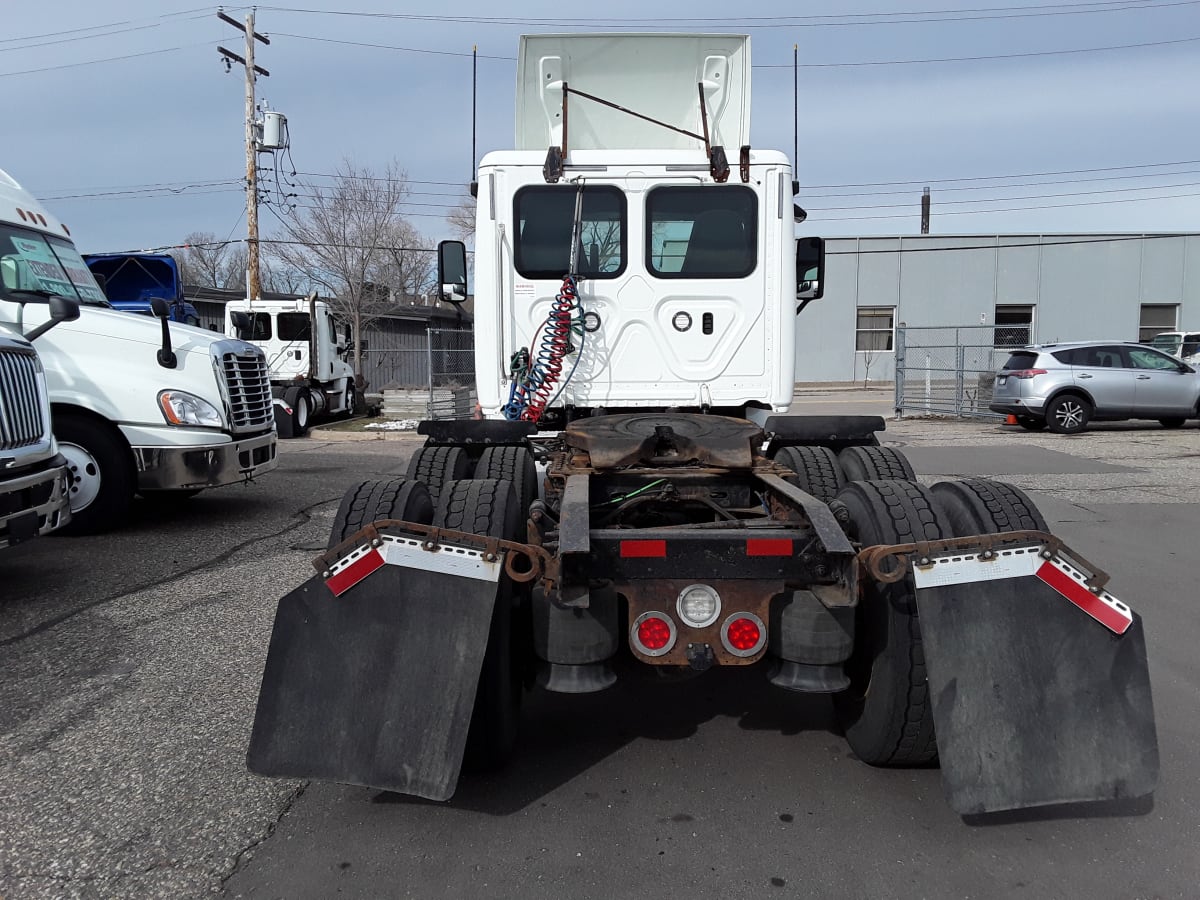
left=133, top=430, right=278, bottom=491
left=0, top=455, right=72, bottom=547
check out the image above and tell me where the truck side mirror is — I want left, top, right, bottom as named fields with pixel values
left=230, top=311, right=253, bottom=341
left=23, top=295, right=80, bottom=341
left=437, top=240, right=469, bottom=304
left=796, top=236, right=825, bottom=307
left=148, top=297, right=177, bottom=368
left=50, top=295, right=80, bottom=323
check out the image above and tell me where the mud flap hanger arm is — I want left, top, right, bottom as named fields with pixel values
left=857, top=529, right=1110, bottom=592
left=544, top=83, right=736, bottom=184
left=317, top=520, right=557, bottom=589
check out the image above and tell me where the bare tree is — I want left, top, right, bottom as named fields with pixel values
left=269, top=159, right=428, bottom=385
left=371, top=220, right=435, bottom=302
left=445, top=197, right=476, bottom=241
left=176, top=232, right=247, bottom=290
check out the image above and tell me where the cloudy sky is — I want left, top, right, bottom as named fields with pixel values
left=4, top=1, right=1199, bottom=255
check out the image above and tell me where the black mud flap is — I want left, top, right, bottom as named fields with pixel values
left=247, top=545, right=501, bottom=801
left=913, top=546, right=1158, bottom=815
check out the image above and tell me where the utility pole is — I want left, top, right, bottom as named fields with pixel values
left=218, top=8, right=270, bottom=302
left=920, top=186, right=931, bottom=234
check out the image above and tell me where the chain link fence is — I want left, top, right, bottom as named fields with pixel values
left=895, top=323, right=1032, bottom=419
left=359, top=327, right=477, bottom=419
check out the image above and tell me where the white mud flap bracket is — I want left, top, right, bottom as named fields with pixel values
left=863, top=535, right=1159, bottom=816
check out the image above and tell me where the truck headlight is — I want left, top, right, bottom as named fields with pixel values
left=158, top=390, right=223, bottom=427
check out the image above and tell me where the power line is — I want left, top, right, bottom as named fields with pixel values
left=0, top=7, right=207, bottom=46
left=272, top=29, right=1200, bottom=68
left=807, top=178, right=1200, bottom=212
left=757, top=34, right=1200, bottom=67
left=256, top=1, right=1199, bottom=28
left=0, top=42, right=210, bottom=78
left=827, top=232, right=1200, bottom=254
left=819, top=188, right=1200, bottom=221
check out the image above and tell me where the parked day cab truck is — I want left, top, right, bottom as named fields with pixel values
left=249, top=34, right=1158, bottom=817
left=0, top=168, right=279, bottom=533
left=225, top=295, right=357, bottom=437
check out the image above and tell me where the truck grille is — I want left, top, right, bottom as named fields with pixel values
left=0, top=348, right=47, bottom=450
left=218, top=345, right=273, bottom=432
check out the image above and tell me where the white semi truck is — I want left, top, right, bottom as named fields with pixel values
left=0, top=168, right=279, bottom=533
left=225, top=294, right=357, bottom=438
left=249, top=34, right=1158, bottom=816
left=0, top=329, right=73, bottom=547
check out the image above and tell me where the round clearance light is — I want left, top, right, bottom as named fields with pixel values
left=676, top=584, right=721, bottom=628
left=672, top=311, right=693, bottom=332
left=632, top=612, right=676, bottom=657
left=721, top=612, right=766, bottom=657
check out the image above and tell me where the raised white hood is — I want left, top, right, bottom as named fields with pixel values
left=515, top=33, right=751, bottom=152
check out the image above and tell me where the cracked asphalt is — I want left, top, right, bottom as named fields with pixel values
left=3, top=400, right=1199, bottom=899
left=0, top=435, right=420, bottom=899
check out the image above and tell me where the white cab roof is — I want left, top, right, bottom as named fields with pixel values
left=515, top=33, right=751, bottom=152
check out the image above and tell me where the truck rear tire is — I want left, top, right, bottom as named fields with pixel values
left=930, top=478, right=1048, bottom=537
left=774, top=445, right=845, bottom=502
left=54, top=413, right=135, bottom=535
left=328, top=478, right=434, bottom=549
left=474, top=445, right=538, bottom=514
left=832, top=479, right=946, bottom=767
left=406, top=445, right=472, bottom=508
left=435, top=478, right=524, bottom=770
left=838, top=446, right=916, bottom=482
left=283, top=386, right=311, bottom=435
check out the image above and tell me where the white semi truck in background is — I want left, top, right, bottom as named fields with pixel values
left=0, top=168, right=279, bottom=533
left=225, top=295, right=357, bottom=438
left=249, top=34, right=1158, bottom=816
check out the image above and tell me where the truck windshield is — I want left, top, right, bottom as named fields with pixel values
left=1151, top=334, right=1182, bottom=355
left=646, top=186, right=757, bottom=279
left=0, top=224, right=107, bottom=306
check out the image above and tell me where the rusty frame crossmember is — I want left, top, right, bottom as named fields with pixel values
left=316, top=520, right=559, bottom=591
left=856, top=529, right=1112, bottom=593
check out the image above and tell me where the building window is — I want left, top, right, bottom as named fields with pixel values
left=994, top=304, right=1034, bottom=347
left=856, top=307, right=895, bottom=351
left=1138, top=304, right=1178, bottom=343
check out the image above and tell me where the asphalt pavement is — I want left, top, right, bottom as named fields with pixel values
left=2, top=395, right=1198, bottom=899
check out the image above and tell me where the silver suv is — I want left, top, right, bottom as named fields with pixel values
left=989, top=341, right=1200, bottom=434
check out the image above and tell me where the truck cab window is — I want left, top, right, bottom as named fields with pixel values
left=249, top=312, right=272, bottom=340
left=646, top=186, right=757, bottom=279
left=513, top=186, right=626, bottom=280
left=277, top=312, right=312, bottom=341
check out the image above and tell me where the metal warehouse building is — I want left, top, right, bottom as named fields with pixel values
left=795, top=233, right=1200, bottom=383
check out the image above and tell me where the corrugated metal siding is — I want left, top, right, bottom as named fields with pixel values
left=795, top=233, right=1200, bottom=383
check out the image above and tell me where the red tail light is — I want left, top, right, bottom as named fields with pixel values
left=1007, top=368, right=1048, bottom=379
left=720, top=613, right=766, bottom=657
left=631, top=612, right=676, bottom=657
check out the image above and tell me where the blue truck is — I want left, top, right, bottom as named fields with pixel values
left=82, top=253, right=202, bottom=327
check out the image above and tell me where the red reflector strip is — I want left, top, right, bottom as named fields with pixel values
left=325, top=547, right=385, bottom=597
left=746, top=538, right=793, bottom=557
left=1035, top=560, right=1133, bottom=635
left=620, top=540, right=667, bottom=558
